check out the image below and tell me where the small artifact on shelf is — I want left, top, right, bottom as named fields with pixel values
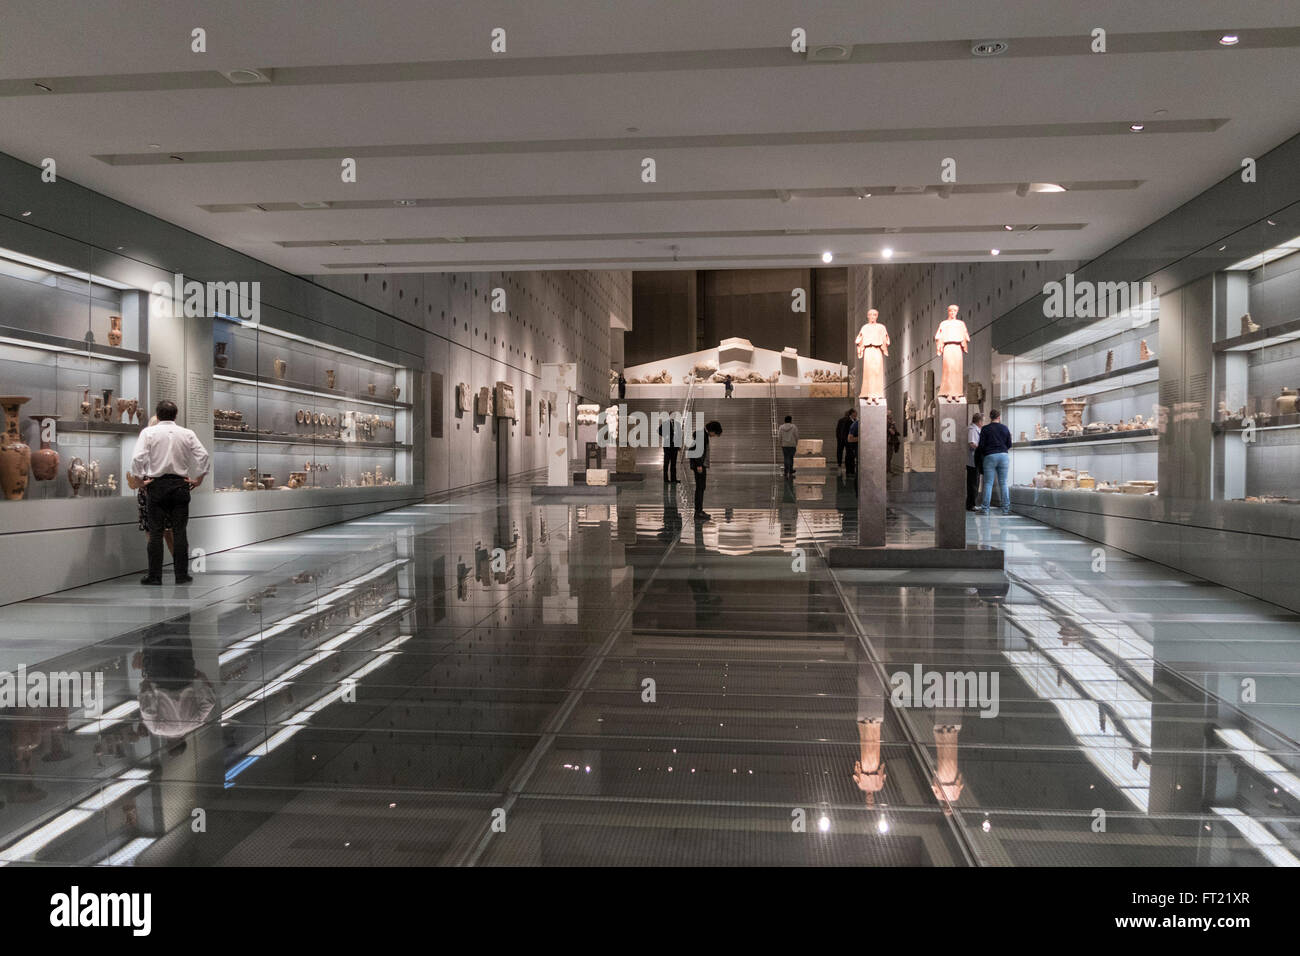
left=287, top=471, right=307, bottom=489
left=325, top=369, right=336, bottom=389
left=1276, top=387, right=1299, bottom=416
left=367, top=382, right=377, bottom=396
left=101, top=388, right=114, bottom=421
left=108, top=315, right=123, bottom=347
left=391, top=386, right=401, bottom=401
left=0, top=395, right=33, bottom=500
left=1139, top=339, right=1153, bottom=361
left=1105, top=350, right=1114, bottom=373
left=214, top=341, right=229, bottom=369
left=1034, top=422, right=1050, bottom=440
left=1021, top=383, right=1028, bottom=395
left=28, top=415, right=60, bottom=481
left=1061, top=364, right=1070, bottom=383
left=127, top=399, right=140, bottom=425
left=1030, top=377, right=1037, bottom=392
left=1019, top=431, right=1028, bottom=443
left=274, top=358, right=288, bottom=379
left=116, top=398, right=130, bottom=424
left=455, top=382, right=470, bottom=413
left=260, top=474, right=277, bottom=490
left=243, top=467, right=259, bottom=491
left=1240, top=312, right=1260, bottom=336
left=67, top=457, right=86, bottom=496
left=296, top=410, right=306, bottom=424
left=80, top=388, right=92, bottom=421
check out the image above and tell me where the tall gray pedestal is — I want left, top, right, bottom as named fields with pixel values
left=857, top=401, right=887, bottom=547
left=933, top=400, right=967, bottom=550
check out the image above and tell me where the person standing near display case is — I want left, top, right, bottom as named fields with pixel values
left=835, top=408, right=853, bottom=469
left=844, top=409, right=860, bottom=477
left=966, top=411, right=983, bottom=511
left=974, top=409, right=1012, bottom=516
left=130, top=400, right=210, bottom=585
left=126, top=415, right=175, bottom=559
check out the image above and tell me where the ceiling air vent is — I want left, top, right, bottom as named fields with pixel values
left=220, top=68, right=274, bottom=84
left=971, top=40, right=1009, bottom=57
left=806, top=43, right=853, bottom=62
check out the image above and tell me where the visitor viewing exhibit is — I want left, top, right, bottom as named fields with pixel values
left=0, top=0, right=1298, bottom=936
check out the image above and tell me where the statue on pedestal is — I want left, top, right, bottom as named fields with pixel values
left=854, top=309, right=890, bottom=404
left=934, top=304, right=969, bottom=402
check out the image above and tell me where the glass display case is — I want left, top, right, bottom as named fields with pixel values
left=1212, top=232, right=1300, bottom=505
left=996, top=295, right=1160, bottom=496
left=0, top=248, right=147, bottom=502
left=210, top=319, right=413, bottom=492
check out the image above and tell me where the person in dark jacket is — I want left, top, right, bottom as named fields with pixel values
left=617, top=373, right=627, bottom=399
left=886, top=412, right=901, bottom=473
left=835, top=409, right=852, bottom=468
left=844, top=410, right=860, bottom=476
left=974, top=409, right=1013, bottom=515
left=689, top=420, right=723, bottom=519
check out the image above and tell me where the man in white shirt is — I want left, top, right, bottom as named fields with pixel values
left=130, top=400, right=210, bottom=585
left=777, top=415, right=799, bottom=478
left=966, top=412, right=983, bottom=511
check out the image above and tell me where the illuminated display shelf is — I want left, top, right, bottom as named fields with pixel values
left=213, top=369, right=413, bottom=410
left=1001, top=360, right=1158, bottom=407
left=1012, top=429, right=1157, bottom=450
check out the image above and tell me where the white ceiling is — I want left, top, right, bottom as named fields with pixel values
left=1, top=0, right=1298, bottom=275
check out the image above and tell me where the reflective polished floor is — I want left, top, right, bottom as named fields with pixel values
left=2, top=464, right=1298, bottom=866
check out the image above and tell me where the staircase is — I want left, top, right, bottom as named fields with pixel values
left=621, top=396, right=853, bottom=466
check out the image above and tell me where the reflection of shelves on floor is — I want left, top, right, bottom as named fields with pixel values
left=1012, top=428, right=1157, bottom=449
left=214, top=370, right=413, bottom=409
left=1214, top=316, right=1300, bottom=352
left=214, top=430, right=411, bottom=451
left=0, top=325, right=150, bottom=364
left=1002, top=360, right=1158, bottom=406
left=58, top=421, right=144, bottom=436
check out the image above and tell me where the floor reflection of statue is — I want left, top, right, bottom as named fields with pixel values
left=850, top=639, right=887, bottom=806
left=855, top=309, right=890, bottom=403
left=931, top=711, right=965, bottom=813
left=935, top=305, right=970, bottom=402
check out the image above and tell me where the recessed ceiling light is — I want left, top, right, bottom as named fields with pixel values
left=1266, top=219, right=1278, bottom=226
left=394, top=199, right=416, bottom=207
left=821, top=251, right=833, bottom=263
left=807, top=43, right=853, bottom=61
left=1003, top=224, right=1014, bottom=231
left=1219, top=34, right=1240, bottom=46
left=991, top=249, right=1001, bottom=256
left=1218, top=244, right=1228, bottom=251
left=21, top=210, right=31, bottom=217
left=1129, top=124, right=1145, bottom=132
left=881, top=247, right=894, bottom=259
left=1153, top=109, right=1168, bottom=116
left=221, top=68, right=274, bottom=84
left=1030, top=182, right=1067, bottom=193
left=853, top=187, right=871, bottom=199
left=971, top=40, right=1010, bottom=57
left=33, top=82, right=52, bottom=92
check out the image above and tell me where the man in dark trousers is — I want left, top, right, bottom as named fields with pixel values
left=617, top=372, right=626, bottom=399
left=130, top=400, right=210, bottom=585
left=835, top=408, right=853, bottom=469
left=689, top=420, right=723, bottom=520
left=660, top=412, right=680, bottom=483
left=966, top=411, right=983, bottom=510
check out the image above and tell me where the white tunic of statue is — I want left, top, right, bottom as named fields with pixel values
left=855, top=311, right=889, bottom=403
left=934, top=305, right=969, bottom=402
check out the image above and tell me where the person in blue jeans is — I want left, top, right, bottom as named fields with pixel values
left=974, top=408, right=1013, bottom=515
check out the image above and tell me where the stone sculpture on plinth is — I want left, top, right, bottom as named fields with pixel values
left=855, top=309, right=890, bottom=404
left=934, top=305, right=969, bottom=402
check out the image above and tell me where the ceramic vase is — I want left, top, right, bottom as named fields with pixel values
left=107, top=315, right=123, bottom=347
left=80, top=388, right=92, bottom=421
left=28, top=415, right=60, bottom=481
left=100, top=389, right=114, bottom=422
left=273, top=358, right=287, bottom=379
left=0, top=396, right=33, bottom=500
left=325, top=369, right=336, bottom=389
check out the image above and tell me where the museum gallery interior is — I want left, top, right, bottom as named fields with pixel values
left=1, top=1, right=1299, bottom=876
